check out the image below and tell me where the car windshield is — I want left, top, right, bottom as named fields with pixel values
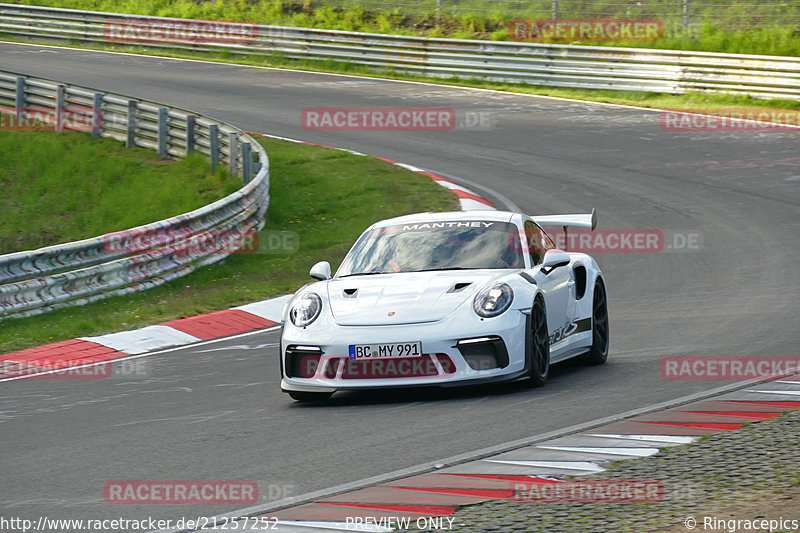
left=337, top=220, right=524, bottom=276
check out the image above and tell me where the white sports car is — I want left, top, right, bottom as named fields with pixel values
left=280, top=210, right=608, bottom=401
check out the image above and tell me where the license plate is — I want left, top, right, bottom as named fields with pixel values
left=348, top=342, right=423, bottom=360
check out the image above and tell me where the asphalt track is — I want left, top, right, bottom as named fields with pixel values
left=1, top=42, right=799, bottom=526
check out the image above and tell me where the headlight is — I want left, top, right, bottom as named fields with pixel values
left=290, top=292, right=322, bottom=327
left=473, top=283, right=514, bottom=318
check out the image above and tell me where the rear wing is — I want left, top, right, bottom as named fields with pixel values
left=532, top=208, right=597, bottom=231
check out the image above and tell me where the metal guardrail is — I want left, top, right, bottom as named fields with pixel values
left=0, top=3, right=799, bottom=99
left=0, top=70, right=270, bottom=320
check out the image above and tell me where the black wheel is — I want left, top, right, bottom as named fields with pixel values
left=288, top=391, right=333, bottom=402
left=584, top=280, right=609, bottom=365
left=527, top=297, right=550, bottom=387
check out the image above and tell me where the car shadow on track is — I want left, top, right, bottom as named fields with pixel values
left=287, top=356, right=605, bottom=407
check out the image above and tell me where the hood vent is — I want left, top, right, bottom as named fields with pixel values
left=447, top=282, right=473, bottom=293
left=343, top=288, right=359, bottom=298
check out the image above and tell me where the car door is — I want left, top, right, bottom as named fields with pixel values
left=524, top=220, right=572, bottom=339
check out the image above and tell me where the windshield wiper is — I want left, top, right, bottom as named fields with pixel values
left=341, top=267, right=481, bottom=277
left=412, top=267, right=480, bottom=272
left=338, top=271, right=387, bottom=278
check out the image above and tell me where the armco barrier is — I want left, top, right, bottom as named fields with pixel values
left=0, top=3, right=799, bottom=99
left=0, top=70, right=269, bottom=320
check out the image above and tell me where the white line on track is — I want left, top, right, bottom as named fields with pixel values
left=155, top=373, right=791, bottom=532
left=484, top=459, right=606, bottom=472
left=747, top=390, right=800, bottom=396
left=536, top=445, right=661, bottom=457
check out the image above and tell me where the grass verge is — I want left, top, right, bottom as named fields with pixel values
left=0, top=127, right=238, bottom=254
left=0, top=135, right=459, bottom=354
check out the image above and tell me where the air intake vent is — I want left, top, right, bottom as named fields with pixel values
left=447, top=282, right=472, bottom=293
left=343, top=288, right=358, bottom=298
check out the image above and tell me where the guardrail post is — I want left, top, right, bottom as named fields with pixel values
left=552, top=0, right=559, bottom=20
left=157, top=107, right=168, bottom=157
left=15, top=77, right=25, bottom=122
left=186, top=115, right=196, bottom=154
left=55, top=84, right=65, bottom=132
left=209, top=124, right=219, bottom=172
left=0, top=67, right=272, bottom=320
left=127, top=100, right=137, bottom=148
left=92, top=92, right=103, bottom=137
left=242, top=142, right=252, bottom=185
left=229, top=132, right=238, bottom=177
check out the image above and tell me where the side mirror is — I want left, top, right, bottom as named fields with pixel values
left=542, top=249, right=570, bottom=272
left=310, top=261, right=331, bottom=281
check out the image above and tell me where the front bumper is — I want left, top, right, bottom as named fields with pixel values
left=280, top=310, right=529, bottom=392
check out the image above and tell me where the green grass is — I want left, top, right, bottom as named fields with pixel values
left=0, top=136, right=459, bottom=354
left=8, top=0, right=800, bottom=56
left=0, top=127, right=238, bottom=254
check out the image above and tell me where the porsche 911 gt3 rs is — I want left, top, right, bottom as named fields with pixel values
left=280, top=210, right=608, bottom=401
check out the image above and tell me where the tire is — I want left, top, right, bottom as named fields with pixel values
left=288, top=391, right=333, bottom=402
left=584, top=280, right=609, bottom=365
left=527, top=297, right=550, bottom=387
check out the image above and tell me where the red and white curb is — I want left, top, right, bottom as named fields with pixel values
left=188, top=376, right=800, bottom=532
left=0, top=137, right=494, bottom=379
left=0, top=301, right=288, bottom=380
